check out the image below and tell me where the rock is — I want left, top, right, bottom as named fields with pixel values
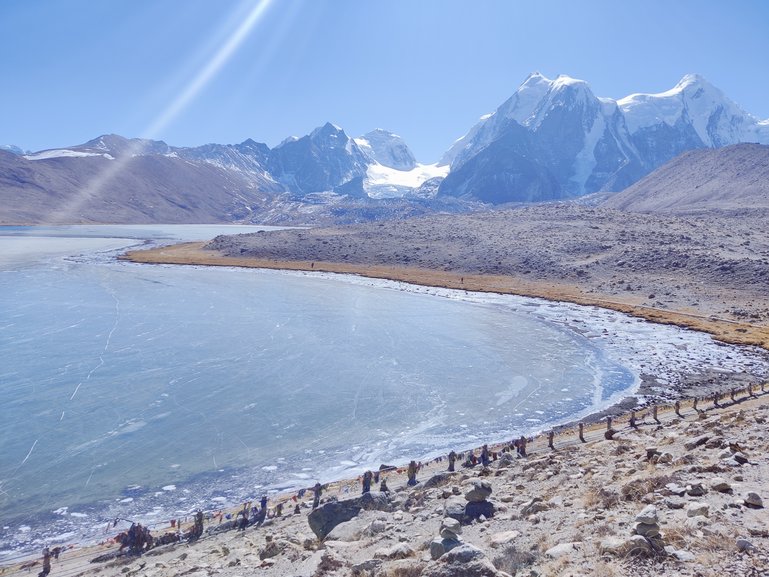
left=733, top=452, right=749, bottom=464
left=307, top=491, right=392, bottom=540
left=665, top=483, right=687, bottom=496
left=440, top=517, right=462, bottom=540
left=664, top=546, right=695, bottom=561
left=430, top=537, right=462, bottom=560
left=465, top=500, right=494, bottom=521
left=351, top=559, right=383, bottom=576
left=686, top=502, right=710, bottom=518
left=444, top=498, right=466, bottom=523
left=521, top=497, right=550, bottom=516
left=736, top=538, right=755, bottom=552
left=259, top=539, right=302, bottom=561
left=599, top=537, right=629, bottom=555
left=489, top=530, right=521, bottom=548
left=437, top=543, right=486, bottom=563
left=665, top=497, right=686, bottom=510
left=710, top=477, right=732, bottom=493
left=657, top=452, right=673, bottom=464
left=365, top=519, right=387, bottom=536
left=744, top=492, right=764, bottom=508
left=497, top=452, right=515, bottom=467
left=464, top=479, right=493, bottom=502
left=424, top=472, right=456, bottom=489
left=374, top=543, right=415, bottom=560
left=634, top=522, right=661, bottom=538
left=421, top=544, right=506, bottom=577
left=686, top=483, right=706, bottom=497
left=625, top=535, right=653, bottom=556
left=635, top=505, right=658, bottom=525
left=545, top=542, right=581, bottom=559
left=684, top=435, right=710, bottom=450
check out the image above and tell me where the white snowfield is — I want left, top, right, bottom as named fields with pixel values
left=617, top=73, right=769, bottom=146
left=364, top=162, right=448, bottom=198
left=24, top=149, right=115, bottom=161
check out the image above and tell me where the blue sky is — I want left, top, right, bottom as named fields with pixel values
left=2, top=0, right=768, bottom=162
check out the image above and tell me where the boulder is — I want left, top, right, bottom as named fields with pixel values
left=684, top=435, right=710, bottom=451
left=307, top=491, right=392, bottom=540
left=686, top=502, right=710, bottom=518
left=521, top=497, right=550, bottom=516
left=421, top=543, right=506, bottom=577
left=464, top=479, right=493, bottom=502
left=634, top=522, right=661, bottom=538
left=465, top=500, right=494, bottom=521
left=424, top=472, right=457, bottom=489
left=635, top=505, right=658, bottom=525
left=744, top=492, right=764, bottom=508
left=373, top=543, right=415, bottom=560
left=489, top=530, right=521, bottom=548
left=686, top=483, right=706, bottom=497
left=351, top=559, right=383, bottom=576
left=440, top=517, right=462, bottom=540
left=710, top=477, right=732, bottom=493
left=736, top=538, right=755, bottom=552
left=444, top=498, right=466, bottom=523
left=545, top=542, right=581, bottom=559
left=733, top=452, right=749, bottom=465
left=625, top=535, right=653, bottom=556
left=430, top=537, right=462, bottom=560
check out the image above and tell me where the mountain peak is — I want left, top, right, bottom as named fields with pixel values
left=311, top=122, right=345, bottom=139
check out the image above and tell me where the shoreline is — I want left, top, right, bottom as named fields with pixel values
left=121, top=241, right=769, bottom=419
left=122, top=242, right=769, bottom=351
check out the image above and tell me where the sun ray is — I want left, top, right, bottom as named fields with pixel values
left=45, top=0, right=275, bottom=224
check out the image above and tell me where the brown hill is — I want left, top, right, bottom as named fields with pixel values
left=602, top=143, right=769, bottom=212
left=0, top=150, right=276, bottom=224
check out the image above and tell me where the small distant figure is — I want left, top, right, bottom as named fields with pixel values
left=379, top=477, right=389, bottom=493
left=294, top=503, right=301, bottom=515
left=237, top=503, right=249, bottom=531
left=480, top=444, right=490, bottom=467
left=275, top=502, right=283, bottom=517
left=373, top=470, right=380, bottom=484
left=406, top=460, right=418, bottom=486
left=38, top=547, right=51, bottom=577
left=362, top=470, right=373, bottom=494
left=312, top=482, right=322, bottom=509
left=448, top=450, right=456, bottom=472
left=517, top=435, right=527, bottom=458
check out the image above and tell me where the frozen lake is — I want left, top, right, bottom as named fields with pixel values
left=1, top=224, right=766, bottom=559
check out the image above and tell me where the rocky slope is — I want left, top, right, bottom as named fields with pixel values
left=602, top=143, right=769, bottom=212
left=203, top=204, right=769, bottom=331
left=23, top=391, right=769, bottom=577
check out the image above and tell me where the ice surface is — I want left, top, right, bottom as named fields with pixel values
left=0, top=225, right=767, bottom=560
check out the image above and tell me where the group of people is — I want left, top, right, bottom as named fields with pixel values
left=235, top=495, right=269, bottom=531
left=117, top=522, right=154, bottom=555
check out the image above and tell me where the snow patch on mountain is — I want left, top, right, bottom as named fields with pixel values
left=24, top=149, right=115, bottom=161
left=364, top=163, right=448, bottom=199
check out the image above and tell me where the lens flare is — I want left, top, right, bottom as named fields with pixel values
left=47, top=0, right=274, bottom=224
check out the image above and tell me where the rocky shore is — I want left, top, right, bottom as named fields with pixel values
left=16, top=389, right=769, bottom=577
left=97, top=204, right=769, bottom=575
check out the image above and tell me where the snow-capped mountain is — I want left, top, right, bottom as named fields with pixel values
left=439, top=73, right=769, bottom=203
left=267, top=122, right=370, bottom=196
left=355, top=129, right=417, bottom=170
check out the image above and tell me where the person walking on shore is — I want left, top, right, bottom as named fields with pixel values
left=448, top=450, right=456, bottom=472
left=362, top=470, right=373, bottom=493
left=517, top=435, right=527, bottom=458
left=312, top=482, right=322, bottom=509
left=480, top=444, right=490, bottom=467
left=407, top=460, right=418, bottom=486
left=38, top=547, right=51, bottom=577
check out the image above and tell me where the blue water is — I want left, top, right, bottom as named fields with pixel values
left=0, top=225, right=635, bottom=558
